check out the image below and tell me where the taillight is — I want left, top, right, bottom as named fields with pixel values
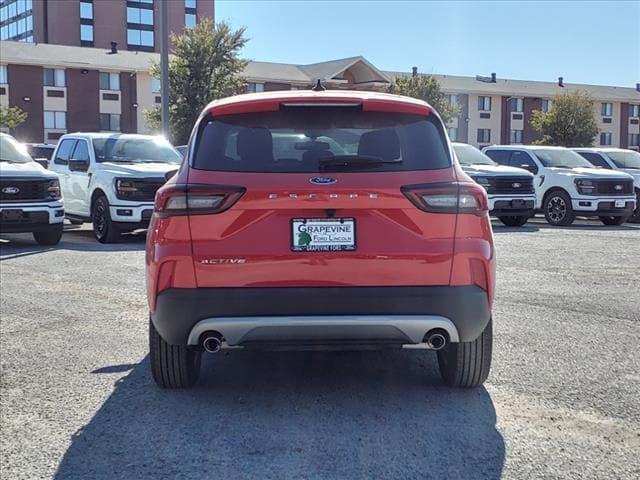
left=401, top=182, right=488, bottom=216
left=155, top=184, right=246, bottom=217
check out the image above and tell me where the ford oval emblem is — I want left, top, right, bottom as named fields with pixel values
left=310, top=176, right=337, bottom=185
left=512, top=182, right=521, bottom=188
left=1, top=186, right=20, bottom=194
left=614, top=184, right=623, bottom=191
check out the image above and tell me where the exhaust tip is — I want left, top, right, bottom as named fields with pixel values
left=202, top=334, right=222, bottom=353
left=425, top=330, right=447, bottom=351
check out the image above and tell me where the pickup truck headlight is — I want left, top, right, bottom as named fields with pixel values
left=115, top=179, right=139, bottom=197
left=575, top=179, right=596, bottom=195
left=472, top=176, right=490, bottom=190
left=47, top=179, right=61, bottom=200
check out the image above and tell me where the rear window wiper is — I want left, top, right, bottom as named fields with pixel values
left=318, top=155, right=397, bottom=170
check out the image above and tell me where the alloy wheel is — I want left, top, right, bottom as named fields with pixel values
left=547, top=196, right=566, bottom=223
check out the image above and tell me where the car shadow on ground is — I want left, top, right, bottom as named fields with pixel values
left=0, top=227, right=146, bottom=259
left=55, top=350, right=505, bottom=479
left=492, top=218, right=640, bottom=233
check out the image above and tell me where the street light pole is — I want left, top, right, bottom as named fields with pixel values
left=160, top=0, right=170, bottom=136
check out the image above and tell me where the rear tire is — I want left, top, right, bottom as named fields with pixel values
left=437, top=318, right=492, bottom=388
left=33, top=223, right=63, bottom=245
left=599, top=216, right=628, bottom=226
left=92, top=195, right=120, bottom=243
left=543, top=190, right=576, bottom=226
left=149, top=317, right=201, bottom=388
left=497, top=215, right=529, bottom=227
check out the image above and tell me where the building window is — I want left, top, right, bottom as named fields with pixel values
left=100, top=113, right=121, bottom=132
left=80, top=24, right=93, bottom=42
left=0, top=65, right=7, bottom=84
left=447, top=127, right=457, bottom=141
left=600, top=132, right=612, bottom=146
left=629, top=105, right=639, bottom=118
left=247, top=82, right=265, bottom=93
left=511, top=98, right=523, bottom=113
left=477, top=128, right=491, bottom=144
left=80, top=1, right=93, bottom=19
left=127, top=7, right=153, bottom=25
left=44, top=111, right=67, bottom=130
left=542, top=99, right=552, bottom=113
left=151, top=77, right=161, bottom=94
left=629, top=134, right=639, bottom=147
left=185, top=0, right=196, bottom=7
left=478, top=96, right=491, bottom=111
left=446, top=94, right=457, bottom=107
left=0, top=0, right=34, bottom=42
left=43, top=68, right=65, bottom=87
left=99, top=72, right=120, bottom=91
left=510, top=129, right=523, bottom=144
left=601, top=103, right=613, bottom=117
left=127, top=29, right=154, bottom=48
left=185, top=13, right=196, bottom=27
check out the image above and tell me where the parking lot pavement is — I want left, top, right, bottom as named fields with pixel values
left=1, top=219, right=639, bottom=480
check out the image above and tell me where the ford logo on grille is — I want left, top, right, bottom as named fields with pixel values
left=614, top=184, right=623, bottom=191
left=512, top=182, right=521, bottom=188
left=310, top=177, right=337, bottom=185
left=1, top=186, right=20, bottom=194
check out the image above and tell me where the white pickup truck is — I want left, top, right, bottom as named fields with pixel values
left=49, top=133, right=181, bottom=243
left=0, top=133, right=64, bottom=245
left=452, top=142, right=536, bottom=226
left=483, top=145, right=636, bottom=226
left=572, top=148, right=640, bottom=223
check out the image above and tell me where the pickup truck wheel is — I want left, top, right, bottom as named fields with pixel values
left=599, top=216, right=628, bottom=226
left=149, top=317, right=201, bottom=388
left=92, top=196, right=120, bottom=243
left=497, top=215, right=529, bottom=227
left=437, top=318, right=492, bottom=388
left=33, top=224, right=63, bottom=245
left=543, top=191, right=576, bottom=226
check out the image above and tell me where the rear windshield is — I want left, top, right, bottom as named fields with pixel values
left=192, top=108, right=451, bottom=173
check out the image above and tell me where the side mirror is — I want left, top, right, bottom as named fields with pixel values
left=34, top=158, right=49, bottom=169
left=68, top=159, right=90, bottom=172
left=164, top=169, right=178, bottom=182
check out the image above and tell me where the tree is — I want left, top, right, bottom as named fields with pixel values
left=388, top=74, right=459, bottom=124
left=530, top=90, right=598, bottom=147
left=145, top=19, right=248, bottom=144
left=0, top=105, right=28, bottom=129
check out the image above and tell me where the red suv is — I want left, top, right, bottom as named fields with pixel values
left=146, top=90, right=495, bottom=388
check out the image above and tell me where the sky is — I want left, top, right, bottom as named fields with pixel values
left=216, top=0, right=640, bottom=88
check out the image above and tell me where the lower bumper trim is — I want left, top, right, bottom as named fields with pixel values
left=187, top=315, right=460, bottom=346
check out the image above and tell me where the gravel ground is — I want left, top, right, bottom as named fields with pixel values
left=1, top=219, right=639, bottom=479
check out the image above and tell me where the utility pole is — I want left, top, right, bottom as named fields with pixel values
left=160, top=0, right=170, bottom=136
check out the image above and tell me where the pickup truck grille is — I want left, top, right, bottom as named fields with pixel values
left=0, top=179, right=50, bottom=202
left=485, top=176, right=534, bottom=195
left=595, top=179, right=634, bottom=196
left=116, top=178, right=165, bottom=202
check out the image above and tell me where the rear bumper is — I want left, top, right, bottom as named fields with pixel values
left=151, top=285, right=491, bottom=345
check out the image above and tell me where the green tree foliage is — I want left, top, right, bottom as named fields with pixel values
left=388, top=74, right=459, bottom=124
left=530, top=91, right=599, bottom=147
left=0, top=105, right=28, bottom=129
left=145, top=19, right=248, bottom=144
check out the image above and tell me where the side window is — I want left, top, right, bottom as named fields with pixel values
left=71, top=140, right=90, bottom=161
left=53, top=139, right=76, bottom=165
left=484, top=149, right=510, bottom=165
left=579, top=152, right=611, bottom=169
left=510, top=150, right=539, bottom=174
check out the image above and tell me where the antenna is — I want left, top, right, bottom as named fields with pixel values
left=311, top=79, right=326, bottom=92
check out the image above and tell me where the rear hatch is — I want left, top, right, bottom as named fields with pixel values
left=186, top=104, right=458, bottom=288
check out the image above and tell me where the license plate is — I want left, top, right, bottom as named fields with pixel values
left=615, top=200, right=626, bottom=208
left=1, top=209, right=23, bottom=222
left=511, top=199, right=526, bottom=208
left=291, top=218, right=356, bottom=252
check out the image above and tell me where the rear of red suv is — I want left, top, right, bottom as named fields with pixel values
left=146, top=90, right=495, bottom=388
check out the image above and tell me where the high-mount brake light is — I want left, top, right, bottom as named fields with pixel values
left=155, top=184, right=246, bottom=217
left=401, top=182, right=488, bottom=216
